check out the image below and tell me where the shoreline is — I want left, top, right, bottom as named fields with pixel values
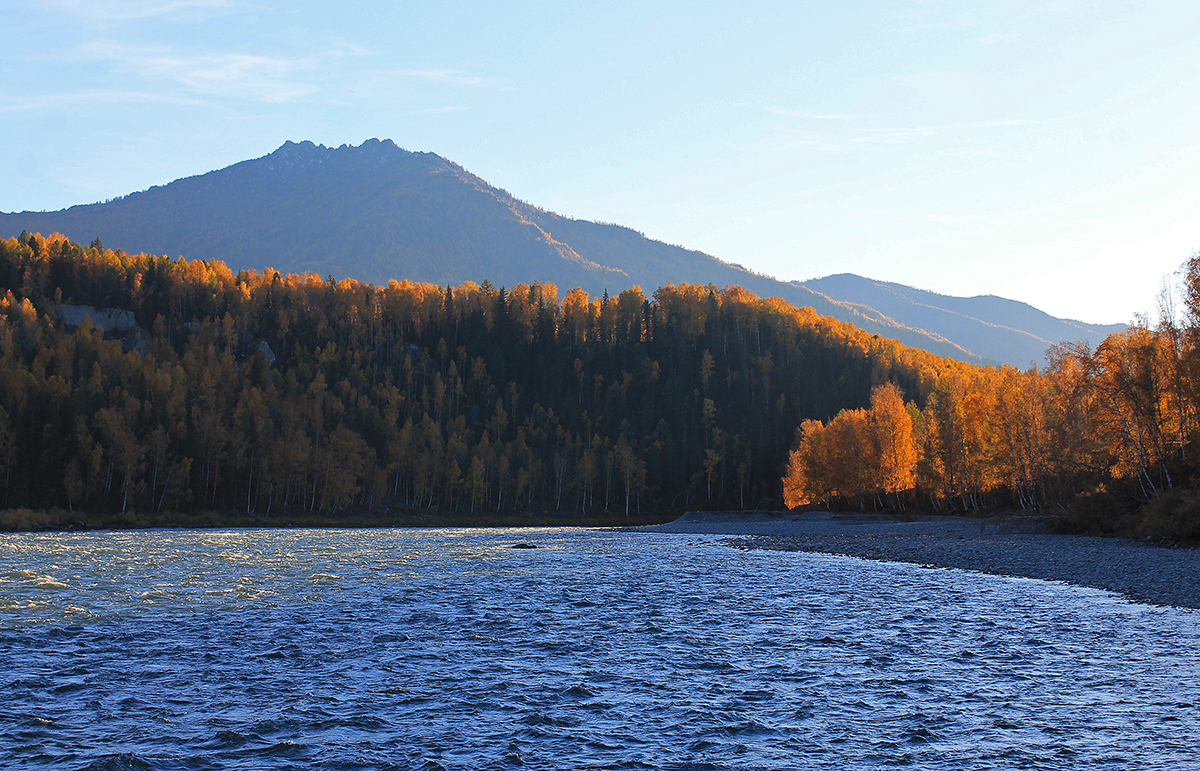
left=630, top=512, right=1200, bottom=610
left=0, top=507, right=678, bottom=533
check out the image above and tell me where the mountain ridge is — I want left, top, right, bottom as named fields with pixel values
left=801, top=274, right=1126, bottom=369
left=1, top=138, right=1124, bottom=366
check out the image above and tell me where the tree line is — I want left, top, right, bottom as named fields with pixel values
left=0, top=232, right=965, bottom=525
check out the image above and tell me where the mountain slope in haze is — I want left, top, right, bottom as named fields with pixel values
left=513, top=206, right=987, bottom=361
left=802, top=274, right=1127, bottom=369
left=2, top=139, right=624, bottom=294
left=1, top=138, right=1119, bottom=366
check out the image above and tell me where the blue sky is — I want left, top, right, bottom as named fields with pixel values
left=4, top=0, right=1198, bottom=324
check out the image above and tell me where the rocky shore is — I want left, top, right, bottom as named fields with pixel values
left=633, top=511, right=1200, bottom=609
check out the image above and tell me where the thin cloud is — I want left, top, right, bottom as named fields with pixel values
left=44, top=0, right=232, bottom=20
left=980, top=31, right=1022, bottom=45
left=737, top=117, right=1038, bottom=154
left=725, top=133, right=859, bottom=154
left=392, top=68, right=503, bottom=87
left=937, top=147, right=1018, bottom=161
left=405, top=106, right=470, bottom=115
left=0, top=89, right=211, bottom=114
left=77, top=41, right=321, bottom=102
left=757, top=101, right=1035, bottom=146
left=323, top=41, right=374, bottom=61
left=848, top=119, right=1037, bottom=145
left=765, top=107, right=860, bottom=120
left=921, top=213, right=1062, bottom=226
left=892, top=17, right=981, bottom=36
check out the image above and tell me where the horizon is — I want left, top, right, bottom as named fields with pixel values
left=5, top=2, right=1199, bottom=326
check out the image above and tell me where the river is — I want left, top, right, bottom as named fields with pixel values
left=2, top=527, right=1198, bottom=769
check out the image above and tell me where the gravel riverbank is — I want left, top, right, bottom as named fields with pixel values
left=631, top=512, right=1200, bottom=609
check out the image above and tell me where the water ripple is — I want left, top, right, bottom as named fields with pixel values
left=1, top=528, right=1198, bottom=769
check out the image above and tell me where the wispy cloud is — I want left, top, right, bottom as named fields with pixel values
left=764, top=107, right=860, bottom=120
left=77, top=41, right=323, bottom=102
left=847, top=119, right=1037, bottom=145
left=0, top=89, right=211, bottom=114
left=731, top=116, right=1038, bottom=155
left=980, top=31, right=1022, bottom=46
left=725, top=133, right=858, bottom=155
left=921, top=213, right=1063, bottom=226
left=760, top=106, right=1036, bottom=140
left=405, top=106, right=470, bottom=115
left=324, top=41, right=374, bottom=61
left=44, top=0, right=232, bottom=21
left=391, top=68, right=502, bottom=87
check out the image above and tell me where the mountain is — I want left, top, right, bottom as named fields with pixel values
left=800, top=274, right=1127, bottom=369
left=1, top=139, right=1122, bottom=366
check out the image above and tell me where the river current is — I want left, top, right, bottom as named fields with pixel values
left=1, top=528, right=1198, bottom=770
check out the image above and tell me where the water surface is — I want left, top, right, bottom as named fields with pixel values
left=2, top=528, right=1198, bottom=769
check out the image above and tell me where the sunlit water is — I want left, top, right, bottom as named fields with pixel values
left=2, top=528, right=1198, bottom=770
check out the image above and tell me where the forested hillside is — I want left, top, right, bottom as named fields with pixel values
left=1, top=139, right=1115, bottom=367
left=786, top=256, right=1200, bottom=542
left=0, top=232, right=966, bottom=526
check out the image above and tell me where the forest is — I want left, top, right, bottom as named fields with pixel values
left=784, top=254, right=1200, bottom=542
left=0, top=232, right=961, bottom=529
left=4, top=232, right=1197, bottom=540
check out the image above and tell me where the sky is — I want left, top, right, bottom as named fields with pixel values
left=3, top=1, right=1199, bottom=325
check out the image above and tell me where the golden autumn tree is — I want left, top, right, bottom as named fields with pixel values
left=783, top=383, right=918, bottom=510
left=783, top=419, right=833, bottom=508
left=868, top=382, right=917, bottom=507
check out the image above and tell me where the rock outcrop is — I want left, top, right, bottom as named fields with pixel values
left=56, top=304, right=149, bottom=354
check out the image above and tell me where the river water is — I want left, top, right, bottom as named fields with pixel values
left=1, top=528, right=1198, bottom=770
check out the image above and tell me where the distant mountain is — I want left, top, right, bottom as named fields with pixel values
left=1, top=139, right=1123, bottom=366
left=800, top=274, right=1126, bottom=370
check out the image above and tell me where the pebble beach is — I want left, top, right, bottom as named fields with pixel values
left=632, top=511, right=1200, bottom=609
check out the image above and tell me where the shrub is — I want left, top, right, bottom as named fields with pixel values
left=1136, top=488, right=1200, bottom=543
left=1057, top=488, right=1127, bottom=535
left=0, top=508, right=76, bottom=531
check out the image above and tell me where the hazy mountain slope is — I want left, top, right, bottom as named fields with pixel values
left=2, top=138, right=1119, bottom=366
left=518, top=208, right=986, bottom=361
left=802, top=274, right=1126, bottom=367
left=2, top=140, right=623, bottom=293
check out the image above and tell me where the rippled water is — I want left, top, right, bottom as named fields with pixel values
left=2, top=528, right=1199, bottom=770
